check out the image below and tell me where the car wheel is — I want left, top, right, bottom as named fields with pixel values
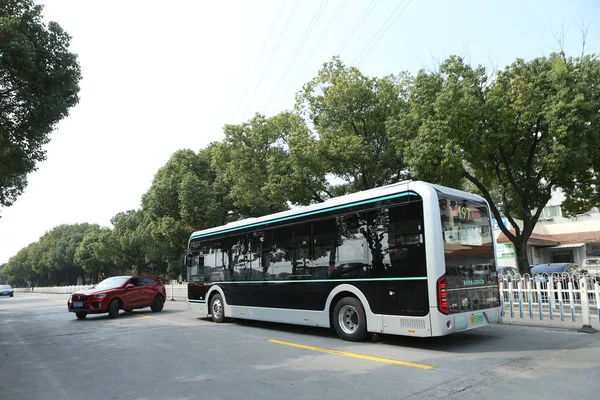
left=210, top=293, right=225, bottom=323
left=108, top=299, right=120, bottom=318
left=75, top=311, right=87, bottom=320
left=10, top=293, right=13, bottom=297
left=332, top=297, right=368, bottom=342
left=150, top=295, right=164, bottom=312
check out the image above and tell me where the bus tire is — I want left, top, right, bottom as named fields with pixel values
left=210, top=293, right=225, bottom=323
left=333, top=297, right=368, bottom=342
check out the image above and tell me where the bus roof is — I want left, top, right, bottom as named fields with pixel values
left=189, top=180, right=486, bottom=242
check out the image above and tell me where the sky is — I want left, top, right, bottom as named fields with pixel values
left=1, top=0, right=600, bottom=264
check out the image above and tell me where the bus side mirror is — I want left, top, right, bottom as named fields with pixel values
left=184, top=254, right=193, bottom=268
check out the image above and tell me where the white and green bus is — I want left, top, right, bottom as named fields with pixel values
left=185, top=181, right=502, bottom=341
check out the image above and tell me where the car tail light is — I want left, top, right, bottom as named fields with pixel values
left=437, top=275, right=448, bottom=315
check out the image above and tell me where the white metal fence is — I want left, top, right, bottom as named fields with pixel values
left=14, top=282, right=189, bottom=300
left=15, top=285, right=93, bottom=294
left=500, top=273, right=600, bottom=332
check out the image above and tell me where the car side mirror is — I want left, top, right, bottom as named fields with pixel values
left=125, top=284, right=135, bottom=289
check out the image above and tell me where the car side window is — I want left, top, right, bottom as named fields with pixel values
left=129, top=278, right=140, bottom=286
left=141, top=278, right=154, bottom=286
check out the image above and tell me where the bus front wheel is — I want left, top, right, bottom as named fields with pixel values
left=210, top=293, right=225, bottom=323
left=333, top=297, right=368, bottom=342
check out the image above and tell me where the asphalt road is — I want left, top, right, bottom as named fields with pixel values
left=1, top=293, right=599, bottom=400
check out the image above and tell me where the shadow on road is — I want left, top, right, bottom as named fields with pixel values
left=209, top=317, right=597, bottom=354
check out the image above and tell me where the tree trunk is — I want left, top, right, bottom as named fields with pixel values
left=513, top=237, right=531, bottom=275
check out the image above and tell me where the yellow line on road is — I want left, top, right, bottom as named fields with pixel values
left=131, top=313, right=152, bottom=318
left=267, top=339, right=435, bottom=370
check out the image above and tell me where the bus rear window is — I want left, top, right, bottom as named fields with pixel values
left=438, top=197, right=500, bottom=313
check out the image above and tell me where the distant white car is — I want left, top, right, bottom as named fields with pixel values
left=0, top=284, right=14, bottom=297
left=472, top=263, right=494, bottom=276
left=581, top=258, right=600, bottom=283
left=581, top=257, right=600, bottom=274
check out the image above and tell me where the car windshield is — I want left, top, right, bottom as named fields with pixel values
left=0, top=285, right=11, bottom=289
left=94, top=277, right=130, bottom=289
left=531, top=264, right=568, bottom=274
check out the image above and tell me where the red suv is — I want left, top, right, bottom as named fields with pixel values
left=67, top=276, right=166, bottom=319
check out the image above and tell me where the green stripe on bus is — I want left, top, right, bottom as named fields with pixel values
left=190, top=191, right=418, bottom=240
left=209, top=277, right=427, bottom=284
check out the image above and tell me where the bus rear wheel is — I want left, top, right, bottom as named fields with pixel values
left=333, top=297, right=368, bottom=342
left=210, top=293, right=225, bottom=323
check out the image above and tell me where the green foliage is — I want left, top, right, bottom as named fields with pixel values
left=388, top=54, right=600, bottom=273
left=74, top=228, right=114, bottom=282
left=141, top=146, right=238, bottom=278
left=296, top=56, right=411, bottom=192
left=3, top=245, right=35, bottom=285
left=4, top=223, right=99, bottom=285
left=107, top=210, right=150, bottom=276
left=0, top=0, right=81, bottom=207
left=213, top=112, right=327, bottom=211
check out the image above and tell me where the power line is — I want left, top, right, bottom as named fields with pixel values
left=335, top=0, right=379, bottom=56
left=354, top=0, right=414, bottom=67
left=263, top=0, right=328, bottom=114
left=240, top=0, right=300, bottom=119
left=233, top=2, right=286, bottom=121
left=352, top=0, right=406, bottom=65
left=291, top=0, right=349, bottom=89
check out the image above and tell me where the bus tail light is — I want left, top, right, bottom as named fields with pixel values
left=437, top=275, right=448, bottom=315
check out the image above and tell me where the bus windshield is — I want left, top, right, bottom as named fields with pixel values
left=439, top=197, right=500, bottom=313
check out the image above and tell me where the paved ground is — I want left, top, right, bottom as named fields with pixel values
left=1, top=293, right=599, bottom=400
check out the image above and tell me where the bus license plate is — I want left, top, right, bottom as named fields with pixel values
left=471, top=314, right=484, bottom=325
left=73, top=302, right=83, bottom=308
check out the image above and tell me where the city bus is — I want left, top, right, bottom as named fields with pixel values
left=185, top=181, right=502, bottom=341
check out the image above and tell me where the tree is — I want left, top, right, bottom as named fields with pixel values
left=296, top=56, right=410, bottom=193
left=4, top=223, right=97, bottom=285
left=34, top=223, right=99, bottom=284
left=4, top=245, right=35, bottom=286
left=0, top=0, right=81, bottom=207
left=141, top=146, right=239, bottom=278
left=0, top=262, right=6, bottom=283
left=388, top=54, right=600, bottom=274
left=212, top=112, right=328, bottom=211
left=74, top=228, right=114, bottom=283
left=108, top=210, right=151, bottom=276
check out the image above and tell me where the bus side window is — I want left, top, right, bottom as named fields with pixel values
left=386, top=201, right=426, bottom=278
left=332, top=212, right=368, bottom=279
left=312, top=217, right=338, bottom=280
left=188, top=255, right=205, bottom=283
left=248, top=230, right=273, bottom=281
left=223, top=235, right=247, bottom=281
left=199, top=241, right=226, bottom=282
left=271, top=223, right=310, bottom=279
left=366, top=208, right=389, bottom=277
